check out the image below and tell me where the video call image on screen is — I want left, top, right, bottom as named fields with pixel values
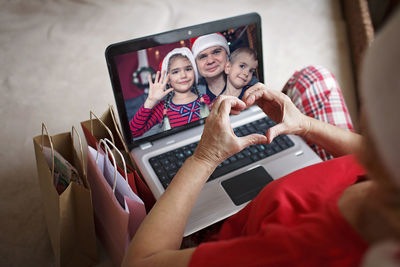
left=114, top=24, right=260, bottom=143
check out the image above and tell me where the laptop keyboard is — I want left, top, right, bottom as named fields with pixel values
left=149, top=117, right=294, bottom=189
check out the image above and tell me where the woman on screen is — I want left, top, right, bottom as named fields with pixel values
left=129, top=47, right=211, bottom=138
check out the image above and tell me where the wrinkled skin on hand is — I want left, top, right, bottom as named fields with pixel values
left=242, top=83, right=310, bottom=143
left=193, top=95, right=268, bottom=168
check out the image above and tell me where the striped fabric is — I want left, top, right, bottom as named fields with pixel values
left=282, top=65, right=354, bottom=161
left=130, top=95, right=211, bottom=138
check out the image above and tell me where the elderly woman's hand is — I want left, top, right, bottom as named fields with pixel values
left=193, top=95, right=268, bottom=168
left=242, top=83, right=310, bottom=143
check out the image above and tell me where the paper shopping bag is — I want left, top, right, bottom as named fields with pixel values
left=81, top=106, right=129, bottom=166
left=81, top=107, right=156, bottom=211
left=97, top=141, right=146, bottom=236
left=86, top=143, right=146, bottom=266
left=33, top=124, right=97, bottom=267
left=103, top=138, right=155, bottom=213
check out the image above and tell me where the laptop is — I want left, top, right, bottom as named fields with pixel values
left=105, top=13, right=322, bottom=236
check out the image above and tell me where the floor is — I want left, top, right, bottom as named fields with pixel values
left=0, top=0, right=357, bottom=266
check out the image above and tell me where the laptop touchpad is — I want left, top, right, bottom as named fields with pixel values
left=221, top=166, right=273, bottom=206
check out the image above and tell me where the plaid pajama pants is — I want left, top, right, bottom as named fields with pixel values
left=282, top=65, right=354, bottom=161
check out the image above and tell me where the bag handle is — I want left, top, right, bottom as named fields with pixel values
left=71, top=126, right=86, bottom=178
left=41, top=123, right=55, bottom=179
left=90, top=110, right=115, bottom=145
left=108, top=104, right=129, bottom=154
left=109, top=104, right=140, bottom=171
left=96, top=141, right=118, bottom=193
left=101, top=138, right=128, bottom=181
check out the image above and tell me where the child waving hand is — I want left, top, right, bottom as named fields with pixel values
left=130, top=47, right=210, bottom=138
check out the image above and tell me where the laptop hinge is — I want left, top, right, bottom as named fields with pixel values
left=139, top=142, right=153, bottom=150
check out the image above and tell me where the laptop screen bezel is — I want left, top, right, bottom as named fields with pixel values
left=105, top=12, right=263, bottom=150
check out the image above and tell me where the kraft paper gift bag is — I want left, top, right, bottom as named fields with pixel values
left=81, top=106, right=131, bottom=167
left=81, top=107, right=156, bottom=212
left=86, top=140, right=146, bottom=266
left=33, top=124, right=97, bottom=267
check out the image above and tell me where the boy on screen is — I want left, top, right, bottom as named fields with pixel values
left=222, top=47, right=258, bottom=99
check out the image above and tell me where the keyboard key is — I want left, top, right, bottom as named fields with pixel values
left=177, top=160, right=184, bottom=167
left=165, top=163, right=177, bottom=172
left=164, top=165, right=172, bottom=171
left=278, top=142, right=288, bottom=150
left=282, top=135, right=294, bottom=147
left=242, top=149, right=252, bottom=157
left=249, top=146, right=259, bottom=154
left=234, top=128, right=242, bottom=137
left=258, top=151, right=267, bottom=158
left=189, top=143, right=198, bottom=149
left=241, top=128, right=250, bottom=135
left=238, top=126, right=246, bottom=132
left=272, top=144, right=281, bottom=153
left=210, top=157, right=252, bottom=179
left=247, top=125, right=256, bottom=133
left=155, top=168, right=165, bottom=175
left=168, top=155, right=177, bottom=163
left=161, top=158, right=170, bottom=165
left=252, top=119, right=260, bottom=126
left=183, top=149, right=192, bottom=157
left=266, top=119, right=276, bottom=126
left=257, top=144, right=266, bottom=151
left=175, top=151, right=185, bottom=160
left=170, top=162, right=177, bottom=170
left=257, top=122, right=268, bottom=130
left=159, top=175, right=170, bottom=189
left=251, top=154, right=260, bottom=162
left=265, top=148, right=274, bottom=156
left=168, top=171, right=177, bottom=179
left=149, top=159, right=161, bottom=169
left=159, top=174, right=169, bottom=183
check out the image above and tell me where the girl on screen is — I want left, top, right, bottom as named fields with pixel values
left=129, top=47, right=211, bottom=138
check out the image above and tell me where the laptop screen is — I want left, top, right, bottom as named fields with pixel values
left=106, top=13, right=263, bottom=149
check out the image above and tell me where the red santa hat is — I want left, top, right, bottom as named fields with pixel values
left=190, top=33, right=230, bottom=59
left=160, top=47, right=199, bottom=84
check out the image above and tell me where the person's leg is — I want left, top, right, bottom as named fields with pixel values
left=282, top=65, right=354, bottom=161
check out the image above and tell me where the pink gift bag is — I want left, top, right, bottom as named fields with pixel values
left=86, top=142, right=146, bottom=266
